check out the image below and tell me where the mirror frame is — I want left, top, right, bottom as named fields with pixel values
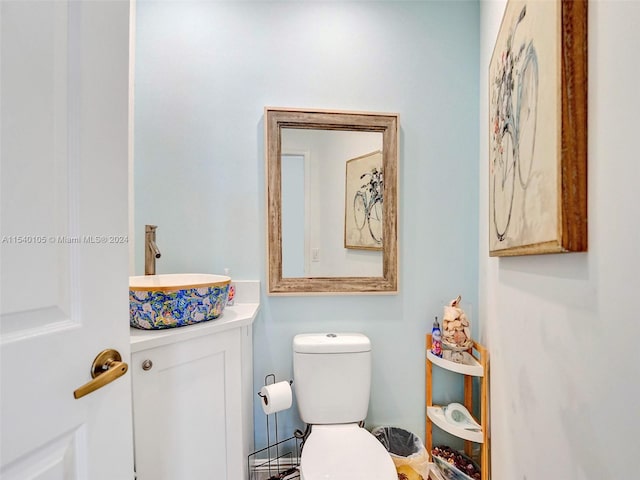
left=265, top=107, right=399, bottom=294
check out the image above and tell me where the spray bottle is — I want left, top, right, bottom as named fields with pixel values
left=431, top=316, right=442, bottom=357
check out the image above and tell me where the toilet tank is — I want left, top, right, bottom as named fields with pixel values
left=293, top=333, right=372, bottom=425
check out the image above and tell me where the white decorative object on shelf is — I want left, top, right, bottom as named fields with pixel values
left=426, top=406, right=483, bottom=443
left=443, top=403, right=482, bottom=431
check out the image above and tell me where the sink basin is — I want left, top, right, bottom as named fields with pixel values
left=129, top=274, right=231, bottom=330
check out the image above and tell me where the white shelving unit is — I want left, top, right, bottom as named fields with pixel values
left=425, top=334, right=490, bottom=480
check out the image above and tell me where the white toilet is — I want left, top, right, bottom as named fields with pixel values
left=293, top=333, right=397, bottom=480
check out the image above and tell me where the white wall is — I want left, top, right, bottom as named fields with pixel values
left=479, top=1, right=640, bottom=478
left=281, top=154, right=306, bottom=277
left=134, top=0, right=479, bottom=450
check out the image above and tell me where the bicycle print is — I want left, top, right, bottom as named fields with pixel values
left=344, top=150, right=383, bottom=250
left=488, top=0, right=587, bottom=256
left=353, top=167, right=383, bottom=245
left=490, top=3, right=539, bottom=245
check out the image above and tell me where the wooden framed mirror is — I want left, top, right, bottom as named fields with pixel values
left=265, top=107, right=399, bottom=294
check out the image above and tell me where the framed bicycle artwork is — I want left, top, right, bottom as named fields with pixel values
left=489, top=0, right=587, bottom=256
left=344, top=150, right=383, bottom=250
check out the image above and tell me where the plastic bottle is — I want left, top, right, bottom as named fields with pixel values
left=224, top=268, right=235, bottom=306
left=431, top=316, right=442, bottom=357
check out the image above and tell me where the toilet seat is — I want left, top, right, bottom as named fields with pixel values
left=300, top=423, right=397, bottom=480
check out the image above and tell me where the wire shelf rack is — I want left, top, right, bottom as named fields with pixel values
left=248, top=374, right=301, bottom=480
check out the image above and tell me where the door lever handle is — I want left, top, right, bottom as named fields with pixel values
left=73, top=349, right=128, bottom=399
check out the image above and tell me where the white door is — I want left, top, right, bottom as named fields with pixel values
left=1, top=1, right=133, bottom=479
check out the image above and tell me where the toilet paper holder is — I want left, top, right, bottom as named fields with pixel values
left=257, top=375, right=293, bottom=406
left=248, top=374, right=301, bottom=480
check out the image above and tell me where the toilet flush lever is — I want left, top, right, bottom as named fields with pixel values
left=73, top=349, right=128, bottom=399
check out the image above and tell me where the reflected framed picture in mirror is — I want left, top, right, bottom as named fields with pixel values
left=344, top=150, right=383, bottom=250
left=265, top=107, right=399, bottom=295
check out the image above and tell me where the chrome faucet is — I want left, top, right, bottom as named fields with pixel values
left=145, top=225, right=161, bottom=275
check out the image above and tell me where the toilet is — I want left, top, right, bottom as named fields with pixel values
left=293, top=333, right=397, bottom=480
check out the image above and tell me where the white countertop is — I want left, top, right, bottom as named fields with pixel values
left=130, top=302, right=260, bottom=353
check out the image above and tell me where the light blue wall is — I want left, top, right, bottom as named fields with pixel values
left=135, top=0, right=479, bottom=450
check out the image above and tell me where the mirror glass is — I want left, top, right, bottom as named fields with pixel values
left=281, top=128, right=383, bottom=278
left=266, top=108, right=398, bottom=294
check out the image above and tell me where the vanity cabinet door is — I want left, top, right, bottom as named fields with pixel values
left=132, top=328, right=244, bottom=480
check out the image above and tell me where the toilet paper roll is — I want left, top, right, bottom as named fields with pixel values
left=260, top=381, right=292, bottom=415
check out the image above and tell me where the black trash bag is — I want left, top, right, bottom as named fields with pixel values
left=372, top=426, right=430, bottom=478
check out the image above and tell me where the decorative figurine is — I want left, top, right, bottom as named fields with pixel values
left=441, top=295, right=472, bottom=349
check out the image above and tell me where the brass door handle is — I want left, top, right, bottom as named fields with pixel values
left=73, top=349, right=129, bottom=399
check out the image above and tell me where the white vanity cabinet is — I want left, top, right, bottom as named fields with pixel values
left=130, top=302, right=258, bottom=480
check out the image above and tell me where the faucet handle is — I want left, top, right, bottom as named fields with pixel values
left=145, top=225, right=160, bottom=274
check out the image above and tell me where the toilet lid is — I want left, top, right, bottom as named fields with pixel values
left=300, top=424, right=397, bottom=480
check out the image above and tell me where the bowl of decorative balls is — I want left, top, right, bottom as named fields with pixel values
left=431, top=445, right=481, bottom=480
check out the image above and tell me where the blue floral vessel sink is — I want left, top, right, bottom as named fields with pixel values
left=129, top=274, right=230, bottom=329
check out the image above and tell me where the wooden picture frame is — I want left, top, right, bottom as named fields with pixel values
left=265, top=107, right=398, bottom=295
left=488, top=0, right=587, bottom=256
left=344, top=150, right=384, bottom=251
